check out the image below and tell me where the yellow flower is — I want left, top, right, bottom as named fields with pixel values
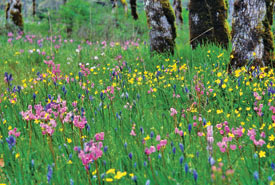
left=16, top=153, right=20, bottom=159
left=67, top=160, right=72, bottom=164
left=8, top=126, right=12, bottom=130
left=67, top=138, right=72, bottom=144
left=105, top=178, right=113, bottom=182
left=129, top=173, right=134, bottom=178
left=144, top=135, right=150, bottom=141
left=217, top=109, right=223, bottom=114
left=259, top=151, right=266, bottom=158
left=106, top=169, right=116, bottom=174
left=92, top=169, right=97, bottom=175
left=217, top=53, right=224, bottom=58
left=222, top=84, right=226, bottom=89
left=269, top=135, right=275, bottom=142
left=217, top=72, right=222, bottom=77
left=114, top=171, right=127, bottom=180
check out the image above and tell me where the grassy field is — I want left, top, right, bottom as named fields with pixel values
left=0, top=1, right=275, bottom=185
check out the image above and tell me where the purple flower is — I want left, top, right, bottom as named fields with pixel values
left=6, top=135, right=16, bottom=150
left=271, top=162, right=275, bottom=170
left=188, top=124, right=192, bottom=133
left=193, top=170, right=198, bottom=182
left=129, top=152, right=133, bottom=160
left=179, top=156, right=184, bottom=164
left=179, top=143, right=184, bottom=152
left=47, top=164, right=53, bottom=183
left=253, top=171, right=259, bottom=181
left=184, top=163, right=189, bottom=174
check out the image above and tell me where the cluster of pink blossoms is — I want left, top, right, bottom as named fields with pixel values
left=9, top=127, right=21, bottom=138
left=76, top=132, right=104, bottom=170
left=144, top=135, right=168, bottom=156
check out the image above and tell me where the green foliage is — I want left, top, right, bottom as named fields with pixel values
left=59, top=0, right=90, bottom=25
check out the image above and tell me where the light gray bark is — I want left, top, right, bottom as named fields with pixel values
left=173, top=0, right=183, bottom=25
left=230, top=0, right=273, bottom=69
left=144, top=0, right=176, bottom=54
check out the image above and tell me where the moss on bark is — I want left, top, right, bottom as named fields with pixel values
left=262, top=0, right=275, bottom=67
left=144, top=0, right=177, bottom=54
left=229, top=0, right=274, bottom=71
left=6, top=0, right=24, bottom=31
left=173, top=0, right=183, bottom=26
left=130, top=0, right=138, bottom=20
left=189, top=0, right=229, bottom=49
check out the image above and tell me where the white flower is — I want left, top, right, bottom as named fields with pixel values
left=76, top=49, right=80, bottom=53
left=94, top=56, right=99, bottom=60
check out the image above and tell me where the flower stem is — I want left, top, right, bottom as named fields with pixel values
left=95, top=160, right=101, bottom=185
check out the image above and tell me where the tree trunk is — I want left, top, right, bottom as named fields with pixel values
left=229, top=0, right=275, bottom=70
left=6, top=0, right=24, bottom=31
left=111, top=0, right=118, bottom=13
left=173, top=0, right=183, bottom=25
left=144, top=0, right=177, bottom=54
left=130, top=0, right=138, bottom=20
left=32, top=0, right=35, bottom=17
left=189, top=0, right=230, bottom=49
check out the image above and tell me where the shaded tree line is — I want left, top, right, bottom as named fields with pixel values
left=4, top=0, right=275, bottom=71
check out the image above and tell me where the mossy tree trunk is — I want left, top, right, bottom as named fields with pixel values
left=173, top=0, right=183, bottom=26
left=6, top=0, right=24, bottom=31
left=32, top=0, right=35, bottom=17
left=130, top=0, right=138, bottom=20
left=229, top=0, right=275, bottom=70
left=144, top=0, right=177, bottom=54
left=189, top=0, right=230, bottom=49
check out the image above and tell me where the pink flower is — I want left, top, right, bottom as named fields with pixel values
left=230, top=145, right=236, bottom=150
left=130, top=130, right=136, bottom=136
left=260, top=132, right=266, bottom=138
left=145, top=146, right=156, bottom=155
left=94, top=132, right=104, bottom=141
left=8, top=128, right=21, bottom=137
left=157, top=140, right=167, bottom=151
left=77, top=139, right=104, bottom=170
left=197, top=132, right=203, bottom=136
left=156, top=135, right=161, bottom=141
left=170, top=108, right=177, bottom=116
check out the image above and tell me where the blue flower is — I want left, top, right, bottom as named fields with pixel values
left=193, top=170, right=198, bottom=182
left=188, top=124, right=192, bottom=133
left=208, top=157, right=215, bottom=166
left=253, top=171, right=259, bottom=181
left=172, top=147, right=176, bottom=154
left=6, top=135, right=16, bottom=150
left=271, top=162, right=275, bottom=170
left=179, top=156, right=184, bottom=165
left=47, top=164, right=53, bottom=183
left=179, top=143, right=184, bottom=152
left=70, top=178, right=74, bottom=185
left=184, top=163, right=189, bottom=174
left=128, top=152, right=133, bottom=160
